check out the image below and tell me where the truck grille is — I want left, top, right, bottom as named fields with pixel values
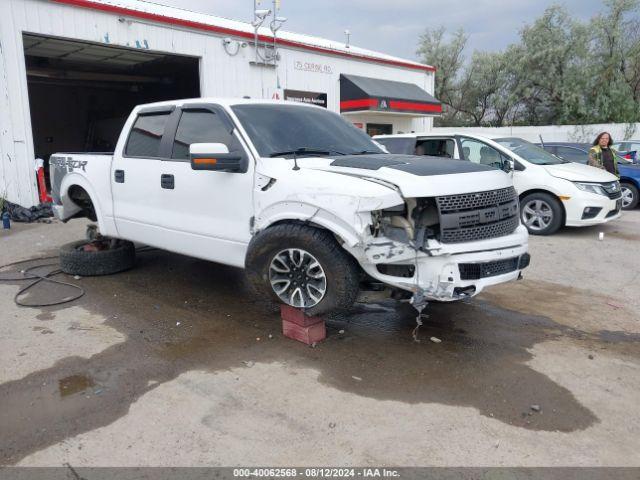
left=458, top=257, right=520, bottom=280
left=440, top=216, right=520, bottom=244
left=436, top=187, right=519, bottom=244
left=437, top=187, right=517, bottom=211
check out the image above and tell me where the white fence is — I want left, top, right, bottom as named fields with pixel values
left=432, top=123, right=640, bottom=144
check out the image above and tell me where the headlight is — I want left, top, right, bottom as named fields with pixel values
left=573, top=182, right=607, bottom=196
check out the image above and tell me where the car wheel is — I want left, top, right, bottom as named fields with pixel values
left=621, top=183, right=639, bottom=210
left=60, top=240, right=135, bottom=276
left=520, top=193, right=563, bottom=235
left=245, top=223, right=360, bottom=315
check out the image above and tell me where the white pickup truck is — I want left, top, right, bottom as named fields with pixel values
left=50, top=98, right=529, bottom=314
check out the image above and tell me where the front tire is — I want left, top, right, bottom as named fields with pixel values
left=245, top=224, right=360, bottom=315
left=520, top=192, right=563, bottom=235
left=621, top=182, right=639, bottom=210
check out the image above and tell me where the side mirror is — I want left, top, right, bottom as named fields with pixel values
left=189, top=143, right=243, bottom=172
left=502, top=159, right=513, bottom=173
left=513, top=160, right=526, bottom=171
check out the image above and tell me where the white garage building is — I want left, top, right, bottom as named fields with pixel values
left=0, top=0, right=440, bottom=207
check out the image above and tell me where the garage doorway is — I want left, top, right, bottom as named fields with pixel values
left=366, top=123, right=392, bottom=137
left=22, top=33, right=200, bottom=185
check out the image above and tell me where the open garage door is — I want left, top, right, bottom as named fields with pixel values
left=22, top=33, right=200, bottom=186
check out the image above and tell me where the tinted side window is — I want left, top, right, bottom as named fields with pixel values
left=415, top=139, right=455, bottom=158
left=376, top=138, right=416, bottom=155
left=171, top=110, right=238, bottom=161
left=125, top=113, right=171, bottom=157
left=460, top=137, right=505, bottom=168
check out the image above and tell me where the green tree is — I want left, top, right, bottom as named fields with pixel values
left=588, top=0, right=640, bottom=123
left=415, top=0, right=640, bottom=127
left=416, top=26, right=467, bottom=124
left=493, top=45, right=527, bottom=126
left=455, top=51, right=506, bottom=126
left=515, top=5, right=591, bottom=124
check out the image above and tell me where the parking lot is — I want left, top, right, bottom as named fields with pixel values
left=1, top=212, right=639, bottom=467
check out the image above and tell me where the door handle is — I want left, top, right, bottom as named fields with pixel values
left=161, top=174, right=174, bottom=190
left=114, top=170, right=125, bottom=183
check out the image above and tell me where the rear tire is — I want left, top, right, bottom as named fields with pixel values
left=60, top=240, right=135, bottom=276
left=245, top=224, right=360, bottom=315
left=621, top=182, right=639, bottom=210
left=520, top=192, right=563, bottom=235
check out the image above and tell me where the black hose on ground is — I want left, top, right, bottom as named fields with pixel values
left=0, top=247, right=157, bottom=308
left=0, top=256, right=85, bottom=307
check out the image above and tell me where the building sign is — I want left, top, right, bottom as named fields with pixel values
left=284, top=89, right=328, bottom=108
left=293, top=61, right=333, bottom=74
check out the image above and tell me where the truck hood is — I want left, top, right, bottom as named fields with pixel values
left=273, top=154, right=513, bottom=197
left=543, top=162, right=618, bottom=182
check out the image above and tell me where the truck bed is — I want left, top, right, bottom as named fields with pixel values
left=49, top=152, right=113, bottom=219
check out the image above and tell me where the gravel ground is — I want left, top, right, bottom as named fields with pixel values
left=0, top=212, right=639, bottom=467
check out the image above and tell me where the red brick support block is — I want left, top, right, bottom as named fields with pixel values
left=280, top=304, right=323, bottom=327
left=280, top=305, right=326, bottom=345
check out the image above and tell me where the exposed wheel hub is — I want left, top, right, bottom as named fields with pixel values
left=621, top=186, right=634, bottom=208
left=522, top=199, right=553, bottom=231
left=269, top=248, right=327, bottom=308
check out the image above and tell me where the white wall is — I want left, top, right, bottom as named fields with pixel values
left=0, top=0, right=38, bottom=206
left=0, top=0, right=435, bottom=206
left=432, top=123, right=640, bottom=144
left=342, top=112, right=434, bottom=134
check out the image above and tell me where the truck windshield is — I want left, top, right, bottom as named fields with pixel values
left=231, top=104, right=385, bottom=157
left=495, top=137, right=567, bottom=165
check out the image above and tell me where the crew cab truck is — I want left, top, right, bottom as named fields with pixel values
left=375, top=133, right=622, bottom=235
left=50, top=99, right=529, bottom=315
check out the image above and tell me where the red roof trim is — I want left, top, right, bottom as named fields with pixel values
left=340, top=99, right=379, bottom=111
left=389, top=100, right=442, bottom=113
left=49, top=0, right=436, bottom=72
left=341, top=98, right=442, bottom=114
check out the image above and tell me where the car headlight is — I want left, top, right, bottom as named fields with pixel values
left=573, top=182, right=607, bottom=196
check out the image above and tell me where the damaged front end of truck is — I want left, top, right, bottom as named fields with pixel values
left=343, top=184, right=530, bottom=303
left=253, top=156, right=530, bottom=306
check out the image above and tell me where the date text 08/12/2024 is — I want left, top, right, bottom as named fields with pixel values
left=232, top=468, right=400, bottom=478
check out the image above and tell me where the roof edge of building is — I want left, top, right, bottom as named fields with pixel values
left=47, top=0, right=437, bottom=73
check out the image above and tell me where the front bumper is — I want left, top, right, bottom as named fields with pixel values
left=354, top=226, right=530, bottom=302
left=564, top=193, right=622, bottom=227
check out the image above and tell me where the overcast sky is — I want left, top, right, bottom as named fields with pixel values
left=146, top=0, right=605, bottom=62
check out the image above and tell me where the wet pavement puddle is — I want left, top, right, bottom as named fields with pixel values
left=0, top=249, right=638, bottom=464
left=58, top=375, right=95, bottom=397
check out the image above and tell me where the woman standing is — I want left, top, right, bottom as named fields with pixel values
left=588, top=132, right=620, bottom=176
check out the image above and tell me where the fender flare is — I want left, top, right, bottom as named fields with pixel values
left=254, top=201, right=364, bottom=247
left=60, top=174, right=107, bottom=233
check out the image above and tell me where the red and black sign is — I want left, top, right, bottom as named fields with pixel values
left=339, top=74, right=442, bottom=115
left=284, top=89, right=328, bottom=108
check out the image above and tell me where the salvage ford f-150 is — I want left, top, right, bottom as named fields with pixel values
left=50, top=99, right=529, bottom=314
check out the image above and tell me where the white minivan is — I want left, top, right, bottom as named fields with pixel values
left=375, top=133, right=622, bottom=235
